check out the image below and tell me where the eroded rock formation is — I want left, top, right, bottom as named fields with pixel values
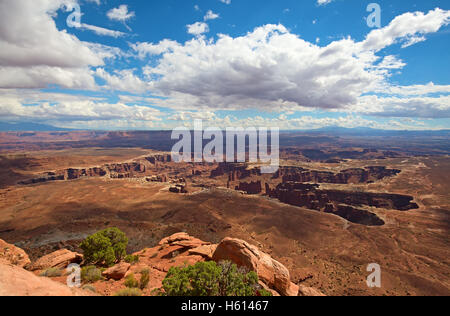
left=145, top=154, right=172, bottom=164
left=0, top=259, right=93, bottom=296
left=18, top=154, right=174, bottom=185
left=327, top=204, right=385, bottom=226
left=102, top=262, right=131, bottom=280
left=274, top=166, right=401, bottom=184
left=0, top=234, right=325, bottom=296
left=322, top=189, right=419, bottom=211
left=268, top=182, right=417, bottom=211
left=211, top=163, right=261, bottom=180
left=0, top=239, right=31, bottom=268
left=30, top=249, right=83, bottom=271
left=146, top=175, right=168, bottom=182
left=212, top=237, right=299, bottom=296
left=169, top=184, right=188, bottom=194
left=265, top=182, right=418, bottom=226
left=235, top=181, right=262, bottom=195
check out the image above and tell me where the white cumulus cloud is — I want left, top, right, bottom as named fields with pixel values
left=187, top=22, right=210, bottom=36
left=131, top=9, right=450, bottom=119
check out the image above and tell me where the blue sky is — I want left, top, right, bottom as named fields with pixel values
left=0, top=0, right=449, bottom=130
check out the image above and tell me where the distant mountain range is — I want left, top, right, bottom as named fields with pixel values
left=0, top=122, right=74, bottom=132
left=299, top=126, right=450, bottom=137
left=0, top=122, right=448, bottom=137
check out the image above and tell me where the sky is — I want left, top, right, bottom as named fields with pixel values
left=0, top=0, right=449, bottom=131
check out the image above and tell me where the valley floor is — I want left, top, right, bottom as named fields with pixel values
left=0, top=148, right=448, bottom=296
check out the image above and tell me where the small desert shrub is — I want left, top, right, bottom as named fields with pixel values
left=139, top=269, right=150, bottom=290
left=124, top=254, right=139, bottom=264
left=159, top=261, right=272, bottom=297
left=258, top=288, right=273, bottom=296
left=124, top=273, right=139, bottom=288
left=82, top=284, right=97, bottom=293
left=80, top=227, right=128, bottom=267
left=40, top=267, right=63, bottom=277
left=81, top=265, right=103, bottom=283
left=114, top=288, right=142, bottom=297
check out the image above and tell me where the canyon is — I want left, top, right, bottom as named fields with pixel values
left=0, top=132, right=448, bottom=296
left=264, top=182, right=418, bottom=226
left=210, top=163, right=417, bottom=226
left=273, top=166, right=401, bottom=184
left=15, top=154, right=418, bottom=228
left=18, top=154, right=173, bottom=185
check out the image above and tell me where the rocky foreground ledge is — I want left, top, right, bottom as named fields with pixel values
left=0, top=234, right=324, bottom=297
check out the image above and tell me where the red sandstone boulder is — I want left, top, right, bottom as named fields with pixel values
left=172, top=239, right=210, bottom=249
left=30, top=249, right=83, bottom=271
left=0, top=239, right=31, bottom=268
left=159, top=232, right=211, bottom=249
left=102, top=262, right=131, bottom=280
left=188, top=244, right=218, bottom=260
left=0, top=259, right=92, bottom=296
left=212, top=237, right=297, bottom=296
left=158, top=232, right=191, bottom=245
left=258, top=281, right=281, bottom=296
